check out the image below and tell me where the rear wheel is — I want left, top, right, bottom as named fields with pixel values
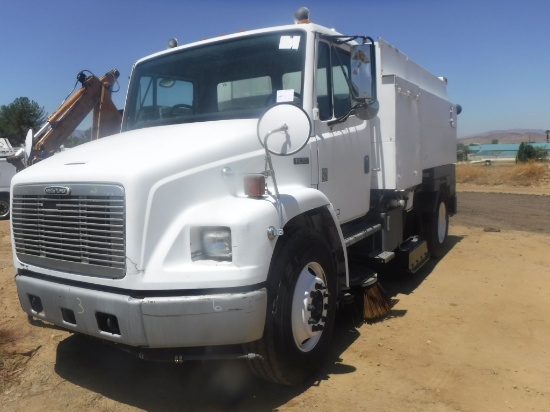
left=0, top=194, right=9, bottom=220
left=245, top=231, right=337, bottom=385
left=424, top=191, right=449, bottom=258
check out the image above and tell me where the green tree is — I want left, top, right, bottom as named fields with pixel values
left=63, top=135, right=81, bottom=148
left=63, top=127, right=92, bottom=148
left=0, top=97, right=47, bottom=146
left=533, top=146, right=548, bottom=161
left=457, top=143, right=471, bottom=161
left=491, top=139, right=499, bottom=144
left=516, top=142, right=536, bottom=163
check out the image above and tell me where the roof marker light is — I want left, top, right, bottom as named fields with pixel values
left=167, top=38, right=178, bottom=49
left=294, top=7, right=311, bottom=24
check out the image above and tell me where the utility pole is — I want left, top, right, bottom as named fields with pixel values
left=546, top=129, right=549, bottom=143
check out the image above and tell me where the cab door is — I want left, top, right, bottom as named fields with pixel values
left=313, top=40, right=371, bottom=224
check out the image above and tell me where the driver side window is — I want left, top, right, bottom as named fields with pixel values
left=316, top=42, right=352, bottom=121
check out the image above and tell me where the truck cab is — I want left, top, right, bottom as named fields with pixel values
left=122, top=24, right=377, bottom=224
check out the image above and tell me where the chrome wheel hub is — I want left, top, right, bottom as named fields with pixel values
left=291, top=262, right=329, bottom=352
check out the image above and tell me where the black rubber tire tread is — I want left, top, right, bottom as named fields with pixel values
left=245, top=230, right=337, bottom=386
left=0, top=194, right=10, bottom=220
left=423, top=190, right=449, bottom=259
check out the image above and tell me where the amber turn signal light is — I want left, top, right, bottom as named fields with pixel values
left=244, top=175, right=265, bottom=197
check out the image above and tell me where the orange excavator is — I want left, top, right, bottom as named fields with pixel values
left=8, top=69, right=122, bottom=170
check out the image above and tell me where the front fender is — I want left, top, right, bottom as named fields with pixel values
left=279, top=186, right=332, bottom=223
left=144, top=187, right=338, bottom=289
left=143, top=195, right=278, bottom=289
left=279, top=187, right=348, bottom=286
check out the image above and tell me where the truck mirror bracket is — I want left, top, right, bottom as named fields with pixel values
left=257, top=104, right=312, bottom=236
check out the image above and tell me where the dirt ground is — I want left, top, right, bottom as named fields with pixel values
left=1, top=184, right=549, bottom=412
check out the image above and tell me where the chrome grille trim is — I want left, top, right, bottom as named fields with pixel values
left=11, top=183, right=126, bottom=278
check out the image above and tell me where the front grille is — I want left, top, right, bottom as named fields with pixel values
left=12, top=183, right=126, bottom=278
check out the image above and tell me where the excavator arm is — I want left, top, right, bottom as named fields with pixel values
left=29, top=69, right=122, bottom=165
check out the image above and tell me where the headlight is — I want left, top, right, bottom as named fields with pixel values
left=200, top=227, right=232, bottom=261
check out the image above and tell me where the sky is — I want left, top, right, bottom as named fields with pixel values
left=1, top=0, right=549, bottom=138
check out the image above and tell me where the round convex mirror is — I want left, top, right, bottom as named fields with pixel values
left=257, top=104, right=312, bottom=156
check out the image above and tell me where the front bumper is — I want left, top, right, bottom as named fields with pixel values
left=16, top=273, right=267, bottom=348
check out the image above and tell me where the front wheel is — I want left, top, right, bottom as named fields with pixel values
left=0, top=194, right=9, bottom=220
left=245, top=231, right=337, bottom=386
left=424, top=191, right=449, bottom=258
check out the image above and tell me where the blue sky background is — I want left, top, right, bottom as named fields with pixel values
left=1, top=0, right=549, bottom=137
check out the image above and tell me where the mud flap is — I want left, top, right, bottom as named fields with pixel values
left=396, top=236, right=430, bottom=274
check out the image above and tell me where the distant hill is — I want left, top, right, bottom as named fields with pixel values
left=459, top=129, right=548, bottom=145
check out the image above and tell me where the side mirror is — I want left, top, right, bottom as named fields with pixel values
left=7, top=147, right=27, bottom=172
left=350, top=43, right=379, bottom=120
left=25, top=129, right=33, bottom=159
left=256, top=104, right=312, bottom=237
left=350, top=43, right=376, bottom=102
left=257, top=104, right=312, bottom=156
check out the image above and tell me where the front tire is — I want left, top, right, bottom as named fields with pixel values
left=0, top=194, right=9, bottom=220
left=245, top=231, right=337, bottom=385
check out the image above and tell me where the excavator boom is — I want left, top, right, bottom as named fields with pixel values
left=29, top=69, right=122, bottom=165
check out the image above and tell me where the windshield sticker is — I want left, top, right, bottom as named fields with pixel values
left=276, top=89, right=295, bottom=103
left=279, top=36, right=301, bottom=50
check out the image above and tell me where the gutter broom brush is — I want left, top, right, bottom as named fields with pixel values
left=362, top=273, right=392, bottom=320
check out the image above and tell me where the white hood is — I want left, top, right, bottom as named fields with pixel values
left=14, top=119, right=262, bottom=186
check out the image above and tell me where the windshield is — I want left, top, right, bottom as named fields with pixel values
left=123, top=30, right=306, bottom=131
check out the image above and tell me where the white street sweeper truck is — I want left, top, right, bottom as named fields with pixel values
left=10, top=8, right=459, bottom=385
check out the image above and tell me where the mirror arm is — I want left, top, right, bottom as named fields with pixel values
left=263, top=123, right=288, bottom=199
left=263, top=124, right=288, bottom=235
left=320, top=34, right=373, bottom=45
left=327, top=103, right=363, bottom=127
left=256, top=104, right=312, bottom=237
